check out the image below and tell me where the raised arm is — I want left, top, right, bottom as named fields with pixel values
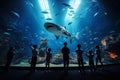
left=30, top=45, right=34, bottom=50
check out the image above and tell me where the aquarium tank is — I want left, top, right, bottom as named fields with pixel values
left=0, top=0, right=120, bottom=67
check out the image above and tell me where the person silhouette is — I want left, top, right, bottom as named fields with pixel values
left=46, top=48, right=52, bottom=68
left=76, top=44, right=85, bottom=73
left=87, top=50, right=95, bottom=72
left=5, top=46, right=15, bottom=71
left=30, top=45, right=38, bottom=72
left=95, top=45, right=103, bottom=67
left=61, top=42, right=70, bottom=70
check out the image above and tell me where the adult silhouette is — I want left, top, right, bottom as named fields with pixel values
left=61, top=42, right=70, bottom=70
left=5, top=46, right=15, bottom=71
left=30, top=45, right=38, bottom=72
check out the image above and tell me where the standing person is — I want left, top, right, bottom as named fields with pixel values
left=76, top=44, right=85, bottom=73
left=30, top=45, right=38, bottom=72
left=61, top=42, right=70, bottom=70
left=46, top=48, right=52, bottom=68
left=95, top=45, right=103, bottom=67
left=87, top=50, right=95, bottom=72
left=5, top=46, right=15, bottom=72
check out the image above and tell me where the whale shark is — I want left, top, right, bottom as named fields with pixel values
left=44, top=22, right=72, bottom=43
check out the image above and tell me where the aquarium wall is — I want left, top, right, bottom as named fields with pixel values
left=0, top=0, right=120, bottom=67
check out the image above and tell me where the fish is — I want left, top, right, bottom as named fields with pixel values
left=41, top=11, right=49, bottom=14
left=93, top=12, right=99, bottom=17
left=7, top=28, right=13, bottom=31
left=46, top=18, right=53, bottom=20
left=3, top=32, right=11, bottom=36
left=44, top=22, right=72, bottom=43
left=62, top=3, right=73, bottom=9
left=55, top=13, right=60, bottom=16
left=90, top=41, right=94, bottom=44
left=70, top=10, right=74, bottom=13
left=75, top=32, right=80, bottom=39
left=92, top=0, right=97, bottom=2
left=25, top=0, right=34, bottom=8
left=109, top=31, right=116, bottom=34
left=70, top=10, right=75, bottom=14
left=68, top=13, right=72, bottom=16
left=10, top=11, right=20, bottom=18
left=52, top=2, right=55, bottom=8
left=68, top=22, right=72, bottom=25
left=104, top=12, right=107, bottom=15
left=93, top=37, right=99, bottom=40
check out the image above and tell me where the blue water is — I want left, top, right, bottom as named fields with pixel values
left=35, top=0, right=110, bottom=55
left=0, top=0, right=119, bottom=61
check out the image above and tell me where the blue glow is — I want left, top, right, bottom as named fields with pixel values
left=0, top=0, right=115, bottom=66
left=65, top=0, right=81, bottom=21
left=38, top=0, right=52, bottom=19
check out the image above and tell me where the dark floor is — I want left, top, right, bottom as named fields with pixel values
left=0, top=64, right=120, bottom=80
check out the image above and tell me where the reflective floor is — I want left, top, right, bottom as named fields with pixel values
left=0, top=64, right=120, bottom=80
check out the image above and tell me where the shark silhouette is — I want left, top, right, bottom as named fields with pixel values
left=44, top=22, right=72, bottom=43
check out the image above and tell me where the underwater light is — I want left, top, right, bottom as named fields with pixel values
left=65, top=0, right=81, bottom=21
left=38, top=0, right=52, bottom=19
